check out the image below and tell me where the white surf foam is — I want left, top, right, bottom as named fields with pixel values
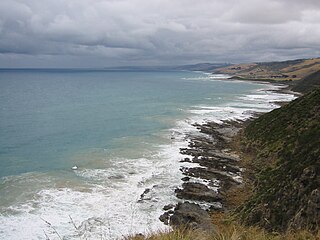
left=181, top=73, right=231, bottom=81
left=0, top=141, right=189, bottom=239
left=0, top=81, right=297, bottom=240
left=187, top=84, right=296, bottom=124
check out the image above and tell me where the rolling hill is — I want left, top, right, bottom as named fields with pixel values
left=214, top=58, right=320, bottom=81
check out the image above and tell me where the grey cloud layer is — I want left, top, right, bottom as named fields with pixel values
left=1, top=0, right=320, bottom=67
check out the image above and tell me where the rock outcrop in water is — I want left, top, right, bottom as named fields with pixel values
left=168, top=202, right=215, bottom=233
left=160, top=119, right=246, bottom=232
left=159, top=84, right=320, bottom=234
left=175, top=182, right=222, bottom=202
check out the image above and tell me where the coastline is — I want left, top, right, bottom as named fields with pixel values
left=157, top=80, right=297, bottom=233
left=0, top=72, right=298, bottom=239
left=225, top=75, right=303, bottom=97
left=160, top=119, right=246, bottom=232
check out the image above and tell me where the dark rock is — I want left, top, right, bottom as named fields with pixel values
left=181, top=176, right=190, bottom=181
left=159, top=212, right=170, bottom=225
left=205, top=150, right=240, bottom=162
left=169, top=202, right=215, bottom=233
left=180, top=148, right=202, bottom=157
left=182, top=167, right=240, bottom=189
left=192, top=155, right=241, bottom=173
left=180, top=157, right=191, bottom=162
left=163, top=119, right=246, bottom=232
left=163, top=204, right=175, bottom=211
left=175, top=182, right=222, bottom=202
left=209, top=204, right=224, bottom=211
left=138, top=188, right=151, bottom=202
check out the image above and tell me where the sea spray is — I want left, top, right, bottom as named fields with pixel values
left=0, top=70, right=296, bottom=239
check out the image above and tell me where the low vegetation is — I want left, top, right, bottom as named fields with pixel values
left=292, top=70, right=320, bottom=93
left=127, top=79, right=320, bottom=239
left=238, top=88, right=320, bottom=232
left=214, top=57, right=320, bottom=81
left=127, top=219, right=320, bottom=240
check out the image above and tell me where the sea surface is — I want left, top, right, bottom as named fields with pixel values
left=0, top=69, right=296, bottom=239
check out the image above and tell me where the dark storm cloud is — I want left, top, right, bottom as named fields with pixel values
left=0, top=0, right=320, bottom=67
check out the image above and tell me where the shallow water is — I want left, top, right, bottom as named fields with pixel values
left=0, top=70, right=296, bottom=239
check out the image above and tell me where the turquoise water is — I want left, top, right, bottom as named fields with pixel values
left=0, top=70, right=296, bottom=239
left=0, top=70, right=259, bottom=177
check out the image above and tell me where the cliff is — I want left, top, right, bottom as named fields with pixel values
left=292, top=70, right=320, bottom=93
left=127, top=74, right=320, bottom=240
left=238, top=88, right=320, bottom=232
left=214, top=58, right=320, bottom=81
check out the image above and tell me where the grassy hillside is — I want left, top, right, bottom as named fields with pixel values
left=127, top=87, right=320, bottom=240
left=292, top=70, right=320, bottom=93
left=126, top=88, right=320, bottom=240
left=238, top=88, right=320, bottom=232
left=128, top=223, right=319, bottom=240
left=174, top=63, right=230, bottom=71
left=214, top=58, right=320, bottom=81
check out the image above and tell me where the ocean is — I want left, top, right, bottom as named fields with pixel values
left=0, top=69, right=296, bottom=239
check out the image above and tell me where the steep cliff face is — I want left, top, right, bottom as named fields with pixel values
left=239, top=88, right=320, bottom=232
left=292, top=70, right=320, bottom=93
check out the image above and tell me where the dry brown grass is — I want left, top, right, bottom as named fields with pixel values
left=215, top=58, right=320, bottom=81
left=211, top=221, right=320, bottom=240
left=209, top=210, right=320, bottom=240
left=283, top=62, right=320, bottom=79
left=215, top=63, right=257, bottom=75
left=282, top=58, right=320, bottom=73
left=126, top=228, right=210, bottom=240
left=126, top=208, right=319, bottom=240
left=126, top=223, right=320, bottom=240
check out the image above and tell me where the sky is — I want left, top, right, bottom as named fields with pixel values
left=0, top=0, right=320, bottom=68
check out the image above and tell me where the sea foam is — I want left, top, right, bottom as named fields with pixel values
left=0, top=76, right=297, bottom=240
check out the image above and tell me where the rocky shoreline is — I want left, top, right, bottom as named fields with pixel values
left=159, top=118, right=252, bottom=232
left=155, top=82, right=302, bottom=234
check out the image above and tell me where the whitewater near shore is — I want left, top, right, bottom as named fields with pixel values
left=0, top=71, right=296, bottom=239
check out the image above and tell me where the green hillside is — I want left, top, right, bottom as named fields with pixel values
left=239, top=88, right=320, bottom=232
left=292, top=70, right=320, bottom=93
left=127, top=85, right=320, bottom=240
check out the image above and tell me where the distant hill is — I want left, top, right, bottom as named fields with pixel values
left=239, top=88, right=320, bottom=232
left=214, top=58, right=320, bottom=81
left=174, top=63, right=230, bottom=71
left=102, top=63, right=229, bottom=72
left=292, top=70, right=320, bottom=93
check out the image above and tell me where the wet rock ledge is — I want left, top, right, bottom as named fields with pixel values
left=160, top=120, right=248, bottom=232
